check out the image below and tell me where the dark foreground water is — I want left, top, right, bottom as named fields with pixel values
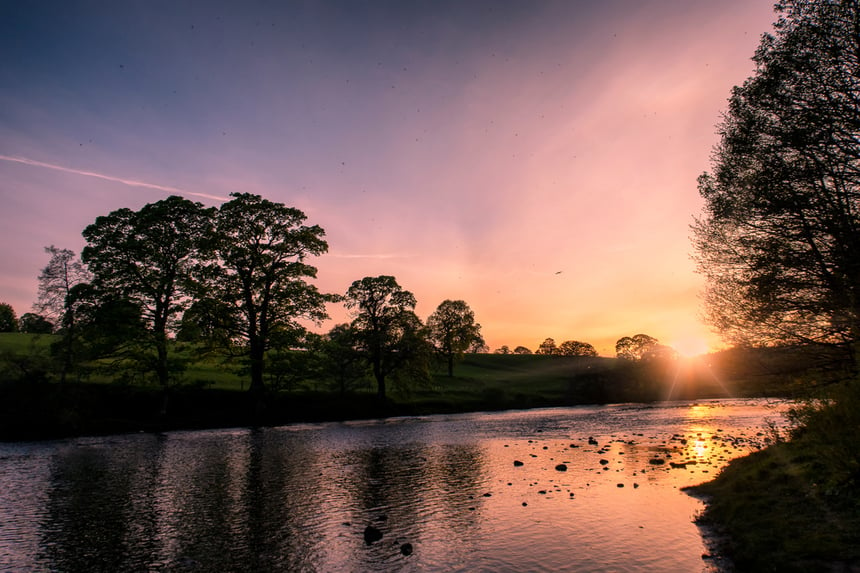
left=0, top=399, right=786, bottom=572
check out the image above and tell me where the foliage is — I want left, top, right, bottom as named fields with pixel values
left=19, top=313, right=54, bottom=334
left=34, top=246, right=90, bottom=325
left=344, top=275, right=429, bottom=400
left=513, top=346, right=532, bottom=354
left=34, top=246, right=91, bottom=382
left=557, top=340, right=598, bottom=357
left=427, top=299, right=484, bottom=377
left=615, top=334, right=659, bottom=360
left=314, top=324, right=371, bottom=396
left=203, top=193, right=332, bottom=394
left=0, top=302, right=18, bottom=332
left=692, top=0, right=860, bottom=355
left=82, top=196, right=212, bottom=389
left=535, top=337, right=557, bottom=355
left=494, top=345, right=511, bottom=354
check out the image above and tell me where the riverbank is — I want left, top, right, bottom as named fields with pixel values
left=686, top=384, right=860, bottom=572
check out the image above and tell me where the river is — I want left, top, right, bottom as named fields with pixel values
left=0, top=398, right=786, bottom=572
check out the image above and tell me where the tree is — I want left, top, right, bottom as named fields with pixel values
left=206, top=193, right=330, bottom=395
left=19, top=313, right=54, bottom=334
left=316, top=324, right=370, bottom=396
left=495, top=345, right=511, bottom=354
left=0, top=303, right=18, bottom=332
left=557, top=340, right=598, bottom=357
left=513, top=346, right=532, bottom=354
left=616, top=334, right=660, bottom=361
left=427, top=299, right=484, bottom=377
left=693, top=0, right=860, bottom=359
left=82, top=196, right=213, bottom=392
left=344, top=275, right=427, bottom=400
left=34, top=246, right=91, bottom=382
left=535, top=337, right=557, bottom=355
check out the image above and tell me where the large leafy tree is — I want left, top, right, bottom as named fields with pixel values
left=34, top=246, right=91, bottom=382
left=19, top=313, right=53, bottom=334
left=206, top=193, right=330, bottom=395
left=693, top=0, right=860, bottom=360
left=427, top=299, right=484, bottom=377
left=535, top=337, right=557, bottom=355
left=557, top=340, right=598, bottom=357
left=82, top=196, right=213, bottom=390
left=344, top=275, right=427, bottom=400
left=615, top=334, right=660, bottom=361
left=0, top=303, right=18, bottom=332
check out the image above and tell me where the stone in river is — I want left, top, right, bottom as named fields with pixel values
left=514, top=460, right=524, bottom=466
left=363, top=525, right=383, bottom=545
left=599, top=459, right=609, bottom=465
left=649, top=458, right=666, bottom=465
left=400, top=543, right=414, bottom=556
left=555, top=463, right=568, bottom=471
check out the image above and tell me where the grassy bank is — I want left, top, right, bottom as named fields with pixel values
left=687, top=382, right=860, bottom=572
left=0, top=333, right=834, bottom=441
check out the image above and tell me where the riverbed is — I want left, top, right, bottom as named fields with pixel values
left=0, top=398, right=786, bottom=572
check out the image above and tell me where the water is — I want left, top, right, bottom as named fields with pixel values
left=0, top=398, right=786, bottom=572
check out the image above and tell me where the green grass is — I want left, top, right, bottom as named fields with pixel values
left=0, top=332, right=55, bottom=353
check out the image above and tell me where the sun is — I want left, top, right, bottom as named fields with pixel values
left=670, top=336, right=711, bottom=358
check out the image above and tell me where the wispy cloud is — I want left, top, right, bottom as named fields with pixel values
left=0, top=155, right=229, bottom=202
left=327, top=252, right=415, bottom=259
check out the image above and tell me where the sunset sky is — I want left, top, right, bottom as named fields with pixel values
left=0, top=1, right=778, bottom=356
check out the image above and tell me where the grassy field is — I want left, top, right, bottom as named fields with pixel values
left=0, top=332, right=836, bottom=441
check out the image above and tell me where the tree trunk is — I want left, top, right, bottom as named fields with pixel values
left=373, top=357, right=385, bottom=400
left=248, top=337, right=265, bottom=395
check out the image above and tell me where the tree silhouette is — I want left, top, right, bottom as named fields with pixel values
left=83, top=196, right=212, bottom=395
left=535, top=338, right=557, bottom=355
left=344, top=275, right=427, bottom=400
left=615, top=334, right=659, bottom=361
left=557, top=340, right=598, bottom=357
left=513, top=346, right=532, bottom=354
left=34, top=246, right=91, bottom=382
left=19, top=313, right=53, bottom=334
left=0, top=303, right=18, bottom=332
left=205, top=193, right=330, bottom=395
left=693, top=0, right=860, bottom=358
left=427, top=299, right=483, bottom=377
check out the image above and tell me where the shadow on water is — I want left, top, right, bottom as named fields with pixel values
left=3, top=399, right=785, bottom=571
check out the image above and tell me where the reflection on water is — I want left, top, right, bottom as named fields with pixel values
left=0, top=399, right=785, bottom=572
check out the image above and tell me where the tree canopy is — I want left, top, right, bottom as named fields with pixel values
left=616, top=334, right=660, bottom=361
left=427, top=299, right=483, bottom=377
left=82, top=196, right=212, bottom=390
left=205, top=192, right=331, bottom=394
left=0, top=303, right=18, bottom=333
left=693, top=0, right=860, bottom=358
left=344, top=275, right=427, bottom=400
left=557, top=340, right=598, bottom=357
left=535, top=338, right=557, bottom=355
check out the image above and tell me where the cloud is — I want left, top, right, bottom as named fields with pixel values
left=326, top=252, right=415, bottom=260
left=0, top=155, right=229, bottom=202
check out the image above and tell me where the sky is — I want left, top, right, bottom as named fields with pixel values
left=0, top=1, right=779, bottom=356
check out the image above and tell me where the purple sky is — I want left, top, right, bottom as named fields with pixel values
left=0, top=1, right=778, bottom=355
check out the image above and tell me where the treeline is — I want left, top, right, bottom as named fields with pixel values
left=1, top=193, right=680, bottom=408
left=0, top=194, right=495, bottom=402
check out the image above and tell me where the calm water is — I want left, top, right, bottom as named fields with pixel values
left=0, top=399, right=786, bottom=572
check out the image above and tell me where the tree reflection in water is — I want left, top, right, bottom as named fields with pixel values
left=4, top=400, right=786, bottom=571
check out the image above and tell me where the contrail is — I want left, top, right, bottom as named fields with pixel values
left=0, top=154, right=229, bottom=202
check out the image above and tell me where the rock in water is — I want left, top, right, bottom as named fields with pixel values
left=513, top=460, right=524, bottom=466
left=555, top=463, right=568, bottom=471
left=363, top=525, right=383, bottom=545
left=400, top=543, right=413, bottom=556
